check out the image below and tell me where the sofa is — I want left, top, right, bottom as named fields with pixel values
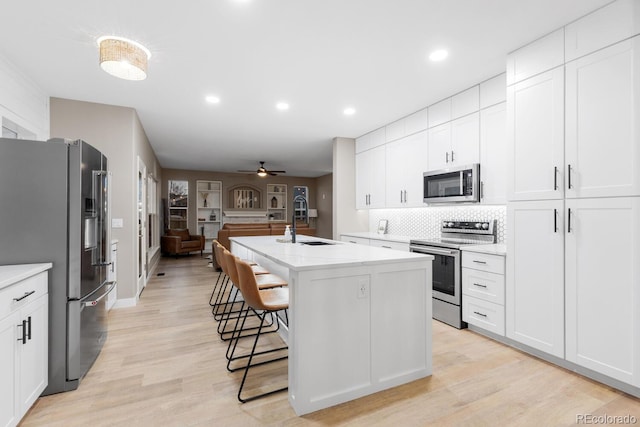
left=216, top=222, right=316, bottom=251
left=161, top=229, right=205, bottom=257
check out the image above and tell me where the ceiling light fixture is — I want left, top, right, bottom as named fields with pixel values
left=343, top=107, right=356, bottom=116
left=98, top=36, right=151, bottom=81
left=276, top=102, right=290, bottom=111
left=206, top=95, right=221, bottom=104
left=429, top=49, right=448, bottom=62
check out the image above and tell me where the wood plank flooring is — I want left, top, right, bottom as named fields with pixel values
left=21, top=255, right=640, bottom=426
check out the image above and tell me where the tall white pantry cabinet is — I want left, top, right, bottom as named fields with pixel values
left=507, top=0, right=640, bottom=389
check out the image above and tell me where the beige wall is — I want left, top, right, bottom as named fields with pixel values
left=50, top=97, right=162, bottom=302
left=161, top=169, right=327, bottom=233
left=332, top=137, right=368, bottom=239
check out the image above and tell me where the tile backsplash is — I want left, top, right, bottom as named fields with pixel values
left=369, top=205, right=507, bottom=243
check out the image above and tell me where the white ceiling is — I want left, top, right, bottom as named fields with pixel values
left=0, top=0, right=611, bottom=177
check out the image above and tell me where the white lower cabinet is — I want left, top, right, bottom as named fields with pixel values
left=508, top=197, right=640, bottom=387
left=506, top=200, right=565, bottom=358
left=565, top=197, right=640, bottom=386
left=368, top=239, right=409, bottom=252
left=340, top=235, right=409, bottom=252
left=462, top=251, right=506, bottom=335
left=0, top=267, right=49, bottom=427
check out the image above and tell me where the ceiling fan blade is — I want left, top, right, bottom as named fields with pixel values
left=237, top=170, right=255, bottom=173
left=269, top=170, right=287, bottom=174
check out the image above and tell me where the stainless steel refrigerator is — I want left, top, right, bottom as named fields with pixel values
left=0, top=137, right=114, bottom=394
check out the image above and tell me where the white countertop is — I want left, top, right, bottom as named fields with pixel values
left=461, top=243, right=507, bottom=256
left=0, top=263, right=52, bottom=291
left=340, top=232, right=412, bottom=244
left=231, top=235, right=432, bottom=271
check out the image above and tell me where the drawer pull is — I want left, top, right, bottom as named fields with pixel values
left=473, top=283, right=487, bottom=288
left=472, top=260, right=487, bottom=265
left=13, top=290, right=36, bottom=302
left=381, top=246, right=392, bottom=249
left=473, top=311, right=487, bottom=318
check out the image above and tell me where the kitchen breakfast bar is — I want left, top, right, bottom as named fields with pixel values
left=230, top=235, right=434, bottom=415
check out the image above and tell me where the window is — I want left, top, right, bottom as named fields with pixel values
left=168, top=180, right=188, bottom=229
left=147, top=176, right=159, bottom=250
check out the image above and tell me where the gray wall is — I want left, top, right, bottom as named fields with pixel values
left=50, top=97, right=162, bottom=301
left=315, top=173, right=332, bottom=239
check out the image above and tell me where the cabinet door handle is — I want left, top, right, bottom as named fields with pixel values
left=382, top=245, right=392, bottom=249
left=553, top=208, right=558, bottom=233
left=473, top=283, right=488, bottom=288
left=17, top=320, right=27, bottom=344
left=472, top=260, right=487, bottom=264
left=400, top=191, right=403, bottom=203
left=568, top=208, right=572, bottom=233
left=13, top=290, right=36, bottom=302
left=26, top=316, right=32, bottom=341
left=554, top=166, right=558, bottom=191
left=480, top=181, right=484, bottom=200
left=473, top=311, right=488, bottom=318
left=567, top=164, right=573, bottom=189
left=451, top=150, right=455, bottom=162
left=446, top=152, right=449, bottom=163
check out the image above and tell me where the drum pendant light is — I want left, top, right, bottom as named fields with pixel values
left=98, top=36, right=151, bottom=81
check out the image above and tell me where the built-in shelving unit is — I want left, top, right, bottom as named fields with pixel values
left=196, top=180, right=222, bottom=252
left=267, top=184, right=287, bottom=222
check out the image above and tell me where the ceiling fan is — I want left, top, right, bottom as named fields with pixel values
left=237, top=161, right=287, bottom=177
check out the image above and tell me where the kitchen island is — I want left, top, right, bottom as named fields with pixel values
left=230, top=235, right=433, bottom=416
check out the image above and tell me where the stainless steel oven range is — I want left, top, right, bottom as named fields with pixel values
left=410, top=220, right=496, bottom=329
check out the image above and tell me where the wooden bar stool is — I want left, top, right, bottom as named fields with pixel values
left=233, top=257, right=289, bottom=403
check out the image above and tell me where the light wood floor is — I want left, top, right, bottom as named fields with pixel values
left=21, top=255, right=640, bottom=427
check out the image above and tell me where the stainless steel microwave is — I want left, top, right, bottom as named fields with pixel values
left=423, top=164, right=480, bottom=203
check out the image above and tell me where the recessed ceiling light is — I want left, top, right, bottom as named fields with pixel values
left=205, top=95, right=220, bottom=104
left=276, top=102, right=290, bottom=111
left=429, top=49, right=449, bottom=62
left=343, top=107, right=356, bottom=116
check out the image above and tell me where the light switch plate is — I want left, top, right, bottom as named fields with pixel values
left=112, top=218, right=124, bottom=228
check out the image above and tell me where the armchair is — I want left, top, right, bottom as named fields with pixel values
left=161, top=229, right=205, bottom=257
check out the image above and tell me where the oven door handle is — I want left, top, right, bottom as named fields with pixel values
left=410, top=246, right=457, bottom=256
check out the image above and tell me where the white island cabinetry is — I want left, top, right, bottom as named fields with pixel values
left=230, top=236, right=432, bottom=415
left=0, top=263, right=51, bottom=427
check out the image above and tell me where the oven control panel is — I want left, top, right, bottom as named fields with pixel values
left=441, top=220, right=494, bottom=234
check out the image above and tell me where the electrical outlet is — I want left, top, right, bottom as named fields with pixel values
left=357, top=277, right=368, bottom=299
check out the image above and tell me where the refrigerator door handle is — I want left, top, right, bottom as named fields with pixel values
left=82, top=281, right=117, bottom=308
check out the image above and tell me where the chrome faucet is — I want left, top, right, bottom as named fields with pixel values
left=291, top=195, right=308, bottom=243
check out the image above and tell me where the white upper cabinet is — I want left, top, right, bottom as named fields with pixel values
left=450, top=113, right=480, bottom=167
left=427, top=113, right=480, bottom=172
left=427, top=122, right=451, bottom=171
left=386, top=109, right=428, bottom=143
left=385, top=119, right=405, bottom=143
left=565, top=0, right=640, bottom=62
left=565, top=197, right=640, bottom=386
left=404, top=108, right=428, bottom=136
left=355, top=145, right=386, bottom=209
left=428, top=98, right=451, bottom=128
left=451, top=86, right=480, bottom=120
left=507, top=28, right=565, bottom=85
left=480, top=102, right=507, bottom=204
left=480, top=73, right=507, bottom=109
left=385, top=130, right=428, bottom=208
left=506, top=200, right=565, bottom=358
left=565, top=36, right=640, bottom=198
left=355, top=128, right=385, bottom=154
left=507, top=67, right=565, bottom=201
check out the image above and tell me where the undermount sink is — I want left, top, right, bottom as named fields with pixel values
left=298, top=241, right=335, bottom=246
